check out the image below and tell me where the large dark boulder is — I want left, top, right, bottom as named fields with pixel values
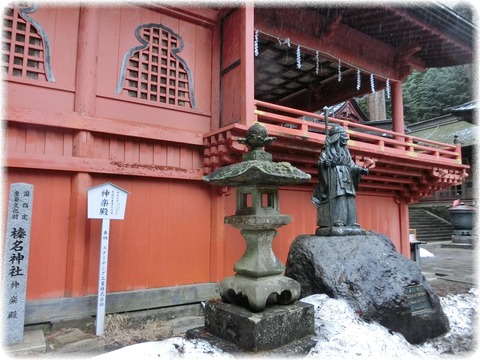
left=285, top=232, right=449, bottom=344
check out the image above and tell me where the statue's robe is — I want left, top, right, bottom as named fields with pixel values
left=312, top=146, right=365, bottom=227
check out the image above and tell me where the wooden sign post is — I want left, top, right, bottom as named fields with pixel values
left=87, top=183, right=128, bottom=336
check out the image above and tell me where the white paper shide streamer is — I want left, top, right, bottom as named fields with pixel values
left=338, top=59, right=342, bottom=82
left=254, top=29, right=396, bottom=95
left=278, top=37, right=291, bottom=47
left=356, top=68, right=361, bottom=90
left=296, top=45, right=302, bottom=69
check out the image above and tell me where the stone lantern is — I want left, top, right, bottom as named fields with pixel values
left=202, top=123, right=311, bottom=312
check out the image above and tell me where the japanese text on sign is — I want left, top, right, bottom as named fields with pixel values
left=2, top=183, right=33, bottom=345
left=87, top=183, right=128, bottom=220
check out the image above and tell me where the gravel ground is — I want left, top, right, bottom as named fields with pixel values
left=428, top=278, right=474, bottom=297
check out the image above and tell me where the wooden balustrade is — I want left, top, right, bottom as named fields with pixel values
left=254, top=100, right=461, bottom=165
left=204, top=100, right=469, bottom=203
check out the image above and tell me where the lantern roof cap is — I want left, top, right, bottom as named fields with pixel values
left=202, top=124, right=311, bottom=186
left=202, top=160, right=311, bottom=186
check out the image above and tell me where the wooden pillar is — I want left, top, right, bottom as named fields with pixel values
left=74, top=7, right=98, bottom=116
left=209, top=187, right=227, bottom=282
left=210, top=21, right=221, bottom=132
left=391, top=81, right=405, bottom=134
left=241, top=5, right=255, bottom=126
left=65, top=7, right=99, bottom=297
left=66, top=173, right=91, bottom=297
left=398, top=198, right=411, bottom=258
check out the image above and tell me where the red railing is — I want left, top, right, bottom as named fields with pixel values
left=254, top=100, right=462, bottom=164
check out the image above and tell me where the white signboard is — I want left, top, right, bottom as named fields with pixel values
left=87, top=182, right=128, bottom=335
left=87, top=182, right=128, bottom=220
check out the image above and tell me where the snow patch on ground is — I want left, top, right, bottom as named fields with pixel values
left=419, top=289, right=478, bottom=356
left=94, top=337, right=234, bottom=359
left=303, top=294, right=430, bottom=359
left=304, top=289, right=478, bottom=359
left=94, top=290, right=477, bottom=359
left=420, top=248, right=435, bottom=257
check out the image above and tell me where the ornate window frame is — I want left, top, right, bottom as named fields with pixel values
left=115, top=23, right=196, bottom=109
left=2, top=4, right=55, bottom=82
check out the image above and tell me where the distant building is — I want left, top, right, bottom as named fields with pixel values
left=329, top=100, right=369, bottom=124
left=407, top=101, right=476, bottom=205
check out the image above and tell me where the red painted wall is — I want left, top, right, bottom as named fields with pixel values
left=94, top=7, right=213, bottom=132
left=6, top=170, right=213, bottom=299
left=4, top=5, right=218, bottom=300
left=85, top=176, right=212, bottom=293
left=220, top=187, right=407, bottom=278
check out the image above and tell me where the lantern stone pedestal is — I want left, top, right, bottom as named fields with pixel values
left=192, top=300, right=315, bottom=353
left=220, top=199, right=301, bottom=311
left=191, top=123, right=315, bottom=352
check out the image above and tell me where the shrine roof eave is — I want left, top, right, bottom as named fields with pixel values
left=253, top=5, right=474, bottom=110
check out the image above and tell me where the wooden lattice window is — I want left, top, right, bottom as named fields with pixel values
left=115, top=24, right=196, bottom=108
left=2, top=5, right=55, bottom=82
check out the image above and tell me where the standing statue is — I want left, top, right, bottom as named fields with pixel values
left=312, top=124, right=374, bottom=236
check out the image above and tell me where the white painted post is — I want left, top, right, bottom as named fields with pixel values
left=87, top=183, right=128, bottom=336
left=96, top=218, right=110, bottom=335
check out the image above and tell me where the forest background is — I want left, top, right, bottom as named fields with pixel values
left=357, top=65, right=473, bottom=124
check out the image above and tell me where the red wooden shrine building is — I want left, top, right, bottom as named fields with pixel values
left=2, top=4, right=474, bottom=323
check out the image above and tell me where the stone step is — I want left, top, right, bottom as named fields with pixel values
left=409, top=208, right=453, bottom=243
left=2, top=330, right=46, bottom=357
left=410, top=219, right=451, bottom=225
left=43, top=328, right=105, bottom=355
left=416, top=232, right=452, bottom=239
left=416, top=228, right=453, bottom=237
left=409, top=216, right=451, bottom=223
left=410, top=222, right=451, bottom=227
left=413, top=231, right=453, bottom=237
left=411, top=229, right=452, bottom=233
left=169, top=315, right=205, bottom=335
left=416, top=231, right=452, bottom=236
left=410, top=223, right=451, bottom=228
left=411, top=226, right=452, bottom=232
left=416, top=236, right=452, bottom=242
left=413, top=231, right=452, bottom=235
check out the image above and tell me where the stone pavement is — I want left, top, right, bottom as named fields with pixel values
left=419, top=241, right=477, bottom=293
left=2, top=240, right=476, bottom=358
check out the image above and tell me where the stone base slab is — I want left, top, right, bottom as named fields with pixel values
left=202, top=300, right=314, bottom=352
left=452, top=235, right=476, bottom=244
left=186, top=327, right=317, bottom=356
left=3, top=330, right=46, bottom=355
